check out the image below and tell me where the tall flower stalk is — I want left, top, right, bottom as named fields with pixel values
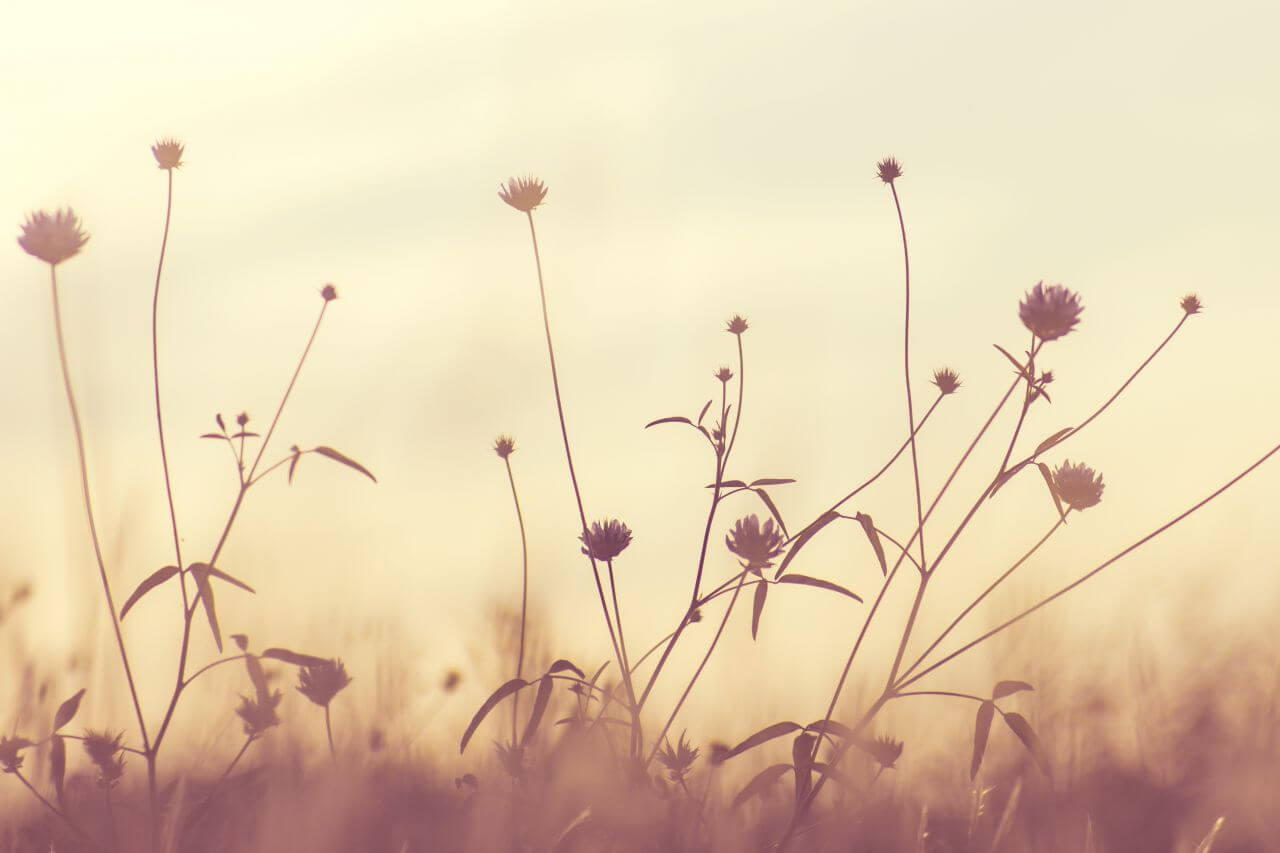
left=494, top=435, right=528, bottom=743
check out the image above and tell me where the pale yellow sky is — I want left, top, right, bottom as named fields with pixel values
left=2, top=0, right=1279, bottom=767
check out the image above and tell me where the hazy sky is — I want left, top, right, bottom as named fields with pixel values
left=2, top=0, right=1279, bottom=765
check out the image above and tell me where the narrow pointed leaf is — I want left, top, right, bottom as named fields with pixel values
left=189, top=565, right=222, bottom=653
left=777, top=574, right=863, bottom=602
left=50, top=735, right=66, bottom=802
left=990, top=461, right=1029, bottom=497
left=52, top=689, right=85, bottom=731
left=287, top=446, right=301, bottom=484
left=696, top=400, right=713, bottom=425
left=313, top=446, right=377, bottom=482
left=1036, top=462, right=1067, bottom=520
left=120, top=565, right=180, bottom=619
left=200, top=433, right=228, bottom=440
left=971, top=700, right=995, bottom=779
left=749, top=478, right=796, bottom=487
left=547, top=659, right=585, bottom=679
left=992, top=343, right=1028, bottom=377
left=230, top=431, right=261, bottom=439
left=992, top=680, right=1034, bottom=700
left=261, top=648, right=329, bottom=668
left=205, top=566, right=255, bottom=594
left=775, top=510, right=839, bottom=580
left=853, top=513, right=888, bottom=575
left=752, top=488, right=788, bottom=539
left=645, top=416, right=693, bottom=429
left=520, top=675, right=555, bottom=747
left=731, top=764, right=793, bottom=810
left=460, top=678, right=528, bottom=753
left=1003, top=712, right=1051, bottom=777
left=245, top=655, right=270, bottom=702
left=805, top=719, right=855, bottom=740
left=723, top=721, right=802, bottom=761
left=705, top=479, right=747, bottom=489
left=750, top=581, right=768, bottom=641
left=1033, top=427, right=1074, bottom=457
left=215, top=413, right=226, bottom=432
left=231, top=634, right=250, bottom=652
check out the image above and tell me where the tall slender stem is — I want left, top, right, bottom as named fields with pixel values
left=503, top=456, right=530, bottom=744
left=890, top=181, right=927, bottom=574
left=48, top=267, right=149, bottom=749
left=183, top=736, right=255, bottom=833
left=324, top=705, right=336, bottom=762
left=14, top=770, right=93, bottom=844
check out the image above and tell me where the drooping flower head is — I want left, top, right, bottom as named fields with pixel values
left=725, top=315, right=749, bottom=335
left=236, top=690, right=283, bottom=737
left=498, top=176, right=548, bottom=212
left=493, top=435, right=516, bottom=459
left=931, top=368, right=961, bottom=396
left=17, top=209, right=89, bottom=266
left=876, top=157, right=904, bottom=184
left=726, top=514, right=785, bottom=572
left=297, top=659, right=352, bottom=708
left=655, top=731, right=700, bottom=783
left=151, top=138, right=185, bottom=170
left=1019, top=281, right=1083, bottom=342
left=714, top=366, right=734, bottom=383
left=580, top=518, right=633, bottom=561
left=1053, top=460, right=1105, bottom=511
left=1180, top=294, right=1203, bottom=315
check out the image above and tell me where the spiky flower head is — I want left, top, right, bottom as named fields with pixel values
left=297, top=659, right=352, bottom=708
left=1053, top=460, right=1105, bottom=511
left=932, top=368, right=961, bottom=396
left=82, top=730, right=126, bottom=787
left=1019, top=281, right=1083, bottom=342
left=725, top=514, right=786, bottom=572
left=714, top=366, right=734, bottom=383
left=235, top=690, right=283, bottom=737
left=0, top=736, right=32, bottom=773
left=493, top=435, right=516, bottom=459
left=1180, top=294, right=1203, bottom=315
left=580, top=518, right=633, bottom=561
left=17, top=209, right=89, bottom=266
left=655, top=731, right=700, bottom=783
left=498, top=176, right=548, bottom=212
left=876, top=157, right=903, bottom=184
left=725, top=315, right=749, bottom=335
left=495, top=740, right=525, bottom=780
left=321, top=283, right=338, bottom=302
left=862, top=735, right=904, bottom=769
left=151, top=138, right=184, bottom=170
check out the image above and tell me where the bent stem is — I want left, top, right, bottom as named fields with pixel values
left=48, top=266, right=149, bottom=750
left=325, top=705, right=336, bottom=762
left=503, top=455, right=530, bottom=745
left=183, top=735, right=255, bottom=833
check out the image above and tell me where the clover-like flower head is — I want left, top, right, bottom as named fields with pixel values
left=725, top=315, right=749, bottom=335
left=498, top=176, right=548, bottom=212
left=932, top=367, right=962, bottom=396
left=1019, top=281, right=1084, bottom=342
left=236, top=690, right=283, bottom=737
left=714, top=366, right=734, bottom=383
left=1053, top=460, right=1105, bottom=511
left=17, top=209, right=89, bottom=266
left=83, top=729, right=126, bottom=787
left=297, top=659, right=352, bottom=708
left=493, top=435, right=516, bottom=459
left=876, top=157, right=904, bottom=184
left=1180, top=293, right=1203, bottom=315
left=151, top=138, right=185, bottom=170
left=725, top=514, right=786, bottom=572
left=321, top=283, right=339, bottom=302
left=580, top=518, right=633, bottom=561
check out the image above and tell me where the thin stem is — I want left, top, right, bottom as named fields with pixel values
left=898, top=439, right=1280, bottom=690
left=503, top=456, right=530, bottom=745
left=13, top=770, right=93, bottom=843
left=182, top=654, right=250, bottom=688
left=894, top=689, right=988, bottom=704
left=606, top=557, right=641, bottom=754
left=890, top=181, right=928, bottom=574
left=48, top=267, right=149, bottom=749
left=324, top=705, right=336, bottom=762
left=898, top=515, right=1066, bottom=686
left=183, top=736, right=255, bottom=833
left=246, top=302, right=329, bottom=481
left=645, top=569, right=749, bottom=767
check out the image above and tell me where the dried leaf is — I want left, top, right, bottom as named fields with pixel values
left=460, top=678, right=528, bottom=753
left=1033, top=427, right=1074, bottom=457
left=731, top=764, right=793, bottom=810
left=751, top=581, right=768, bottom=641
left=971, top=700, right=995, bottom=779
left=520, top=675, right=554, bottom=747
left=777, top=574, right=863, bottom=602
left=313, top=446, right=377, bottom=483
left=853, top=513, right=889, bottom=575
left=50, top=735, right=66, bottom=802
left=120, top=565, right=180, bottom=619
left=188, top=565, right=222, bottom=653
left=261, top=648, right=329, bottom=668
left=723, top=721, right=802, bottom=762
left=52, top=689, right=85, bottom=731
left=775, top=510, right=839, bottom=580
left=1003, top=712, right=1052, bottom=777
left=992, top=680, right=1034, bottom=700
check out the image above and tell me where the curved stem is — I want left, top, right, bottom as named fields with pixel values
left=503, top=456, right=530, bottom=745
left=890, top=182, right=928, bottom=574
left=324, top=705, right=336, bottom=762
left=14, top=770, right=94, bottom=844
left=183, top=736, right=255, bottom=833
left=48, top=267, right=149, bottom=750
left=181, top=653, right=250, bottom=688
left=898, top=439, right=1280, bottom=690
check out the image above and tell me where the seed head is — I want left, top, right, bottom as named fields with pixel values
left=1053, top=460, right=1105, bottom=511
left=498, top=176, right=548, bottom=212
left=1180, top=294, right=1203, bottom=315
left=725, top=315, right=749, bottom=335
left=296, top=659, right=352, bottom=708
left=495, top=740, right=525, bottom=780
left=17, top=209, right=89, bottom=266
left=714, top=366, right=734, bottom=383
left=655, top=731, right=700, bottom=783
left=151, top=138, right=185, bottom=170
left=82, top=730, right=126, bottom=787
left=235, top=690, right=283, bottom=737
left=1019, top=281, right=1083, bottom=342
left=321, top=283, right=339, bottom=302
left=580, top=518, right=633, bottom=561
left=0, top=736, right=32, bottom=773
left=725, top=514, right=786, bottom=572
left=493, top=435, right=516, bottom=459
left=931, top=367, right=962, bottom=396
left=876, top=157, right=904, bottom=184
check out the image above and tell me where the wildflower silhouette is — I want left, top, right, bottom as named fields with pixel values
left=83, top=730, right=126, bottom=787
left=725, top=314, right=749, bottom=335
left=321, top=282, right=339, bottom=301
left=931, top=368, right=962, bottom=395
left=1053, top=460, right=1105, bottom=510
left=1181, top=293, right=1203, bottom=315
left=862, top=735, right=904, bottom=769
left=580, top=518, right=633, bottom=561
left=150, top=138, right=184, bottom=170
left=1019, top=281, right=1084, bottom=341
left=725, top=514, right=785, bottom=572
left=17, top=209, right=89, bottom=266
left=236, top=691, right=283, bottom=737
left=656, top=731, right=700, bottom=784
left=715, top=366, right=734, bottom=383
left=298, top=659, right=351, bottom=707
left=498, top=176, right=548, bottom=212
left=0, top=737, right=30, bottom=773
left=493, top=435, right=516, bottom=459
left=876, top=157, right=904, bottom=184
